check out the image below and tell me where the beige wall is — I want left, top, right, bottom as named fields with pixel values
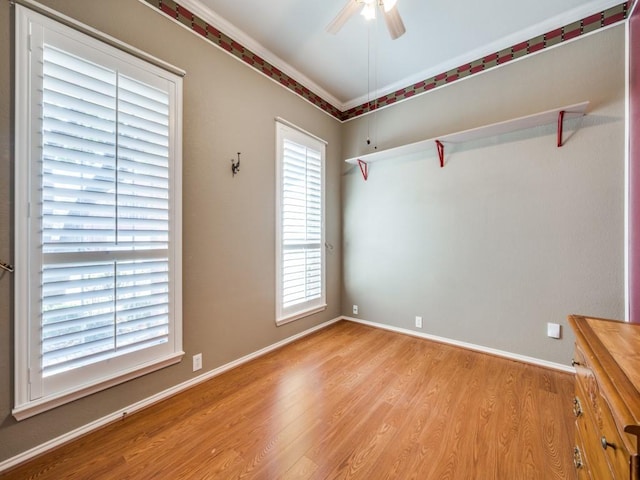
left=342, top=25, right=626, bottom=364
left=0, top=0, right=627, bottom=466
left=0, top=0, right=342, bottom=461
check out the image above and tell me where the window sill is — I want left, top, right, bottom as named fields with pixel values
left=276, top=304, right=327, bottom=327
left=13, top=351, right=184, bottom=421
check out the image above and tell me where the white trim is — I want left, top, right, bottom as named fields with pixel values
left=342, top=23, right=623, bottom=123
left=13, top=1, right=32, bottom=412
left=0, top=316, right=342, bottom=474
left=0, top=314, right=575, bottom=472
left=15, top=0, right=185, bottom=76
left=12, top=353, right=185, bottom=421
left=142, top=0, right=341, bottom=110
left=275, top=117, right=329, bottom=145
left=137, top=0, right=625, bottom=120
left=13, top=4, right=184, bottom=417
left=275, top=121, right=327, bottom=325
left=342, top=316, right=575, bottom=374
left=342, top=0, right=624, bottom=110
left=135, top=0, right=342, bottom=122
left=276, top=304, right=328, bottom=327
left=149, top=0, right=621, bottom=111
left=625, top=14, right=631, bottom=322
left=175, top=0, right=341, bottom=108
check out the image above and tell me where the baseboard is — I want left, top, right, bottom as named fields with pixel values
left=1, top=314, right=573, bottom=472
left=342, top=316, right=575, bottom=374
left=0, top=316, right=342, bottom=474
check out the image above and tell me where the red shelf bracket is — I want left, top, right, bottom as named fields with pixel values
left=557, top=110, right=566, bottom=147
left=435, top=140, right=445, bottom=168
left=357, top=159, right=369, bottom=181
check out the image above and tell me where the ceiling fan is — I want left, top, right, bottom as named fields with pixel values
left=327, top=0, right=406, bottom=40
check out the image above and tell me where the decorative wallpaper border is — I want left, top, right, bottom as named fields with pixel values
left=143, top=0, right=343, bottom=119
left=144, top=0, right=628, bottom=122
left=342, top=3, right=628, bottom=120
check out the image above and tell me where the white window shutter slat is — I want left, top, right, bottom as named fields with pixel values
left=13, top=5, right=183, bottom=417
left=35, top=42, right=176, bottom=384
left=41, top=261, right=116, bottom=377
left=276, top=123, right=326, bottom=323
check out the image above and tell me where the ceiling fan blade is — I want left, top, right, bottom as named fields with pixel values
left=382, top=4, right=406, bottom=40
left=327, top=0, right=361, bottom=35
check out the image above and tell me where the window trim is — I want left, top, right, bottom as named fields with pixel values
left=13, top=4, right=184, bottom=420
left=275, top=120, right=327, bottom=326
left=13, top=0, right=186, bottom=77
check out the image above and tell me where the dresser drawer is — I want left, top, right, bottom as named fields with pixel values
left=574, top=443, right=592, bottom=480
left=575, top=377, right=615, bottom=478
left=572, top=344, right=587, bottom=369
left=569, top=316, right=640, bottom=480
left=599, top=393, right=633, bottom=478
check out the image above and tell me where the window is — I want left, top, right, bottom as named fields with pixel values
left=14, top=5, right=183, bottom=419
left=275, top=121, right=326, bottom=325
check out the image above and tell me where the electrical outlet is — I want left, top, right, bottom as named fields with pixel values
left=193, top=353, right=202, bottom=371
left=353, top=305, right=359, bottom=315
left=547, top=323, right=561, bottom=339
left=415, top=316, right=423, bottom=328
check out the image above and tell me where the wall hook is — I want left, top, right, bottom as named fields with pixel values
left=231, top=152, right=241, bottom=176
left=0, top=260, right=14, bottom=273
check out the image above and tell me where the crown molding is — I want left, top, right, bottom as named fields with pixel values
left=141, top=0, right=627, bottom=120
left=343, top=0, right=624, bottom=110
left=178, top=0, right=346, bottom=111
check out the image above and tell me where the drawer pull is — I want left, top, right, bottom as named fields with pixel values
left=571, top=359, right=581, bottom=367
left=572, top=397, right=582, bottom=417
left=573, top=446, right=584, bottom=469
left=600, top=436, right=616, bottom=450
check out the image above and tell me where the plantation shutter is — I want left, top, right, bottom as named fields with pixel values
left=276, top=122, right=326, bottom=324
left=13, top=4, right=183, bottom=419
left=281, top=139, right=322, bottom=307
left=40, top=43, right=172, bottom=378
left=42, top=46, right=170, bottom=253
left=42, top=45, right=118, bottom=250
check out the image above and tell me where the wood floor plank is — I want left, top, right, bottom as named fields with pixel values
left=0, top=321, right=577, bottom=480
left=281, top=456, right=318, bottom=480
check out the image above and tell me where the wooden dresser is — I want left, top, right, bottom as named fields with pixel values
left=568, top=315, right=640, bottom=479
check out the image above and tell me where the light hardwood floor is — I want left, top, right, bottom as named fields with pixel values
left=1, top=321, right=577, bottom=479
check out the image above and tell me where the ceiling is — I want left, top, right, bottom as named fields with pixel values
left=179, top=0, right=623, bottom=111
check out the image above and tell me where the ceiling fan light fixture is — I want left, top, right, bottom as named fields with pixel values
left=382, top=0, right=398, bottom=13
left=361, top=2, right=376, bottom=21
left=327, top=0, right=405, bottom=39
left=382, top=4, right=406, bottom=40
left=326, top=0, right=362, bottom=34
